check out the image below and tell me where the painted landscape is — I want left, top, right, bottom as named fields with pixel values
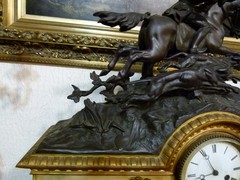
left=26, top=0, right=177, bottom=21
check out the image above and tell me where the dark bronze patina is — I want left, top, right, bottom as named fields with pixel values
left=36, top=0, right=240, bottom=154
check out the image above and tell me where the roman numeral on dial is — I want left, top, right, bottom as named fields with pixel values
left=231, top=155, right=238, bottom=161
left=212, top=144, right=216, bottom=153
left=200, top=149, right=207, bottom=157
left=233, top=167, right=240, bottom=171
left=187, top=174, right=196, bottom=178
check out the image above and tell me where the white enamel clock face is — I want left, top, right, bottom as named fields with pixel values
left=180, top=138, right=240, bottom=180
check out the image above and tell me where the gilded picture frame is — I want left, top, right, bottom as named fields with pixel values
left=0, top=0, right=240, bottom=70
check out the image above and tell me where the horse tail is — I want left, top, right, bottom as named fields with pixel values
left=93, top=11, right=151, bottom=32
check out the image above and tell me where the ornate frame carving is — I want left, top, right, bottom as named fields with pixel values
left=0, top=0, right=138, bottom=69
left=0, top=0, right=240, bottom=70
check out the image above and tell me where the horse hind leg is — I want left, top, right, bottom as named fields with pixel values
left=142, top=62, right=155, bottom=78
left=117, top=50, right=146, bottom=78
left=118, top=49, right=162, bottom=79
left=99, top=45, right=139, bottom=76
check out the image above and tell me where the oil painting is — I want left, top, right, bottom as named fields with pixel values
left=26, top=0, right=178, bottom=21
left=1, top=0, right=240, bottom=69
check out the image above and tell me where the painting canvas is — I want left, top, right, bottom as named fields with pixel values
left=1, top=0, right=239, bottom=68
left=26, top=0, right=178, bottom=21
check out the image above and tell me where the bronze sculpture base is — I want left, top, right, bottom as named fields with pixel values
left=16, top=111, right=240, bottom=180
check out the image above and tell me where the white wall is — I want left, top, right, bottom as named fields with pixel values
left=0, top=62, right=239, bottom=180
left=0, top=62, right=121, bottom=180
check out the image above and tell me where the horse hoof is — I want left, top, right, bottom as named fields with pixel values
left=99, top=69, right=109, bottom=76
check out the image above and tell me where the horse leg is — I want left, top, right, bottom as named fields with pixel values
left=206, top=34, right=240, bottom=56
left=142, top=62, right=155, bottom=78
left=210, top=46, right=240, bottom=56
left=118, top=46, right=168, bottom=79
left=157, top=61, right=182, bottom=72
left=110, top=45, right=139, bottom=68
left=100, top=45, right=139, bottom=76
left=118, top=50, right=152, bottom=78
left=141, top=48, right=169, bottom=78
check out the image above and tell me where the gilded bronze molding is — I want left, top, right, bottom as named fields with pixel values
left=0, top=0, right=138, bottom=68
left=163, top=111, right=240, bottom=172
left=16, top=111, right=240, bottom=175
left=0, top=28, right=136, bottom=49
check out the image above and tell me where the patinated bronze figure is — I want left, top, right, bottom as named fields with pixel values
left=163, top=0, right=234, bottom=53
left=35, top=1, right=240, bottom=154
left=36, top=55, right=240, bottom=154
left=95, top=0, right=240, bottom=80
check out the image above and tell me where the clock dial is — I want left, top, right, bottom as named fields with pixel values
left=177, top=136, right=240, bottom=180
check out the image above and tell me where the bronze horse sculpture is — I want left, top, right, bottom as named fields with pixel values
left=94, top=1, right=240, bottom=80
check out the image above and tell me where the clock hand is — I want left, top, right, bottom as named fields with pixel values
left=195, top=173, right=213, bottom=180
left=205, top=156, right=219, bottom=176
left=195, top=174, right=206, bottom=180
left=199, top=150, right=219, bottom=176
